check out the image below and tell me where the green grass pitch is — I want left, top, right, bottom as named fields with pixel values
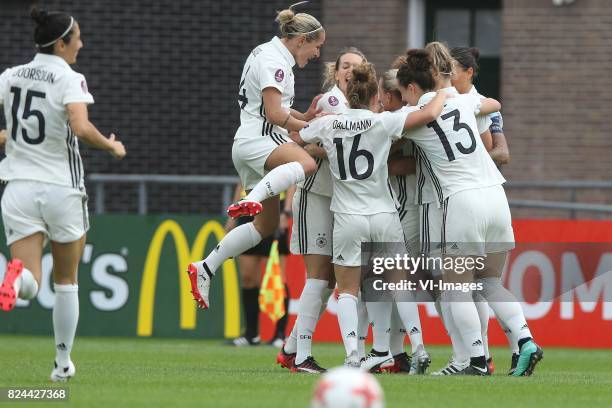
left=1, top=335, right=611, bottom=407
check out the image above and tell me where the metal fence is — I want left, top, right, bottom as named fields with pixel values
left=88, top=174, right=612, bottom=218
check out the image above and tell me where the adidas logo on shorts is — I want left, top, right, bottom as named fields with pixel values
left=336, top=254, right=345, bottom=261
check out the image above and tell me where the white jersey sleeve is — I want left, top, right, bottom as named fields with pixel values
left=299, top=118, right=325, bottom=144
left=63, top=73, right=94, bottom=105
left=0, top=68, right=10, bottom=105
left=379, top=110, right=409, bottom=142
left=257, top=54, right=288, bottom=94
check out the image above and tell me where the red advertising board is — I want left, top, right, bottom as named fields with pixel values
left=259, top=220, right=612, bottom=348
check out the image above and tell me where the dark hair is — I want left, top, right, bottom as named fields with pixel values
left=396, top=49, right=436, bottom=91
left=346, top=63, right=378, bottom=109
left=322, top=46, right=367, bottom=91
left=451, top=47, right=480, bottom=79
left=31, top=7, right=76, bottom=54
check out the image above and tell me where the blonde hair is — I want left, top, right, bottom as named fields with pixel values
left=380, top=68, right=400, bottom=97
left=321, top=47, right=367, bottom=92
left=276, top=2, right=323, bottom=42
left=425, top=41, right=454, bottom=78
left=346, top=63, right=378, bottom=109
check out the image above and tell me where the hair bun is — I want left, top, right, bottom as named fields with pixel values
left=469, top=47, right=480, bottom=60
left=30, top=7, right=49, bottom=25
left=276, top=9, right=296, bottom=26
left=406, top=49, right=432, bottom=71
left=351, top=63, right=374, bottom=83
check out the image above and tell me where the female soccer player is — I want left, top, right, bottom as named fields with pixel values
left=279, top=47, right=366, bottom=373
left=0, top=7, right=126, bottom=382
left=188, top=3, right=325, bottom=311
left=451, top=47, right=510, bottom=167
left=397, top=45, right=542, bottom=376
left=290, top=63, right=449, bottom=371
left=377, top=69, right=430, bottom=374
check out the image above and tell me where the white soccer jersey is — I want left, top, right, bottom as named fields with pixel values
left=0, top=54, right=94, bottom=190
left=300, top=108, right=410, bottom=215
left=388, top=139, right=417, bottom=219
left=468, top=85, right=493, bottom=134
left=234, top=36, right=295, bottom=144
left=469, top=85, right=502, bottom=133
left=405, top=87, right=505, bottom=206
left=299, top=85, right=348, bottom=197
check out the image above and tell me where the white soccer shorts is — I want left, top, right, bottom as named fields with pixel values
left=290, top=188, right=333, bottom=256
left=1, top=180, right=89, bottom=245
left=232, top=135, right=293, bottom=190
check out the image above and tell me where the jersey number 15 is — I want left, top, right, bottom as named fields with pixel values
left=10, top=87, right=46, bottom=145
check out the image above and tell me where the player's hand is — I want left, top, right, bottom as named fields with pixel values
left=108, top=133, right=126, bottom=159
left=0, top=129, right=6, bottom=146
left=304, top=94, right=324, bottom=121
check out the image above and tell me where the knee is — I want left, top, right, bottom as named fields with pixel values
left=253, top=218, right=278, bottom=238
left=300, top=156, right=317, bottom=176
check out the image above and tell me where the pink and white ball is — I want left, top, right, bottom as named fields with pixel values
left=311, top=367, right=384, bottom=408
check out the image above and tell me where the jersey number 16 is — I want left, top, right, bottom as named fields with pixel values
left=333, top=134, right=374, bottom=180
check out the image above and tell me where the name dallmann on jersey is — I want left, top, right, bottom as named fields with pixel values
left=332, top=119, right=372, bottom=132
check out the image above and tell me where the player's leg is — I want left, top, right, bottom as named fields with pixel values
left=0, top=181, right=45, bottom=311
left=335, top=264, right=361, bottom=367
left=232, top=253, right=264, bottom=346
left=49, top=235, right=85, bottom=382
left=1, top=234, right=44, bottom=311
left=476, top=251, right=543, bottom=376
left=189, top=196, right=280, bottom=309
left=232, top=143, right=317, bottom=216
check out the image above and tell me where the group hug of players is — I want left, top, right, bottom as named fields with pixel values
left=189, top=4, right=544, bottom=377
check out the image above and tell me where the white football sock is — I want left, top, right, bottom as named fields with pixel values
left=394, top=300, right=423, bottom=353
left=202, top=222, right=262, bottom=274
left=356, top=295, right=369, bottom=359
left=473, top=292, right=490, bottom=359
left=53, top=284, right=79, bottom=367
left=295, top=279, right=328, bottom=364
left=245, top=162, right=305, bottom=203
left=440, top=292, right=469, bottom=363
left=478, top=277, right=533, bottom=344
left=15, top=267, right=38, bottom=300
left=285, top=285, right=333, bottom=355
left=389, top=304, right=406, bottom=356
left=365, top=302, right=391, bottom=353
left=337, top=293, right=359, bottom=357
left=448, top=290, right=484, bottom=359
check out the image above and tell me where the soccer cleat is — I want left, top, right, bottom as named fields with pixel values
left=508, top=353, right=520, bottom=375
left=187, top=262, right=212, bottom=309
left=0, top=259, right=24, bottom=312
left=457, top=364, right=490, bottom=376
left=512, top=341, right=543, bottom=377
left=276, top=345, right=296, bottom=370
left=227, top=199, right=263, bottom=218
left=487, top=357, right=495, bottom=374
left=50, top=360, right=76, bottom=382
left=360, top=350, right=393, bottom=373
left=383, top=352, right=412, bottom=373
left=344, top=351, right=361, bottom=369
left=431, top=358, right=469, bottom=376
left=229, top=336, right=260, bottom=347
left=292, top=356, right=326, bottom=374
left=409, top=344, right=431, bottom=375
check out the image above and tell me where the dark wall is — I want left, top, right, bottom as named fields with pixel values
left=0, top=0, right=323, bottom=214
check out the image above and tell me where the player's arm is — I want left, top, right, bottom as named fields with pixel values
left=303, top=143, right=327, bottom=159
left=0, top=129, right=6, bottom=146
left=403, top=91, right=450, bottom=131
left=262, top=87, right=309, bottom=132
left=388, top=150, right=416, bottom=176
left=478, top=98, right=501, bottom=115
left=480, top=129, right=493, bottom=151
left=291, top=94, right=323, bottom=121
left=67, top=103, right=126, bottom=159
left=489, top=132, right=510, bottom=165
